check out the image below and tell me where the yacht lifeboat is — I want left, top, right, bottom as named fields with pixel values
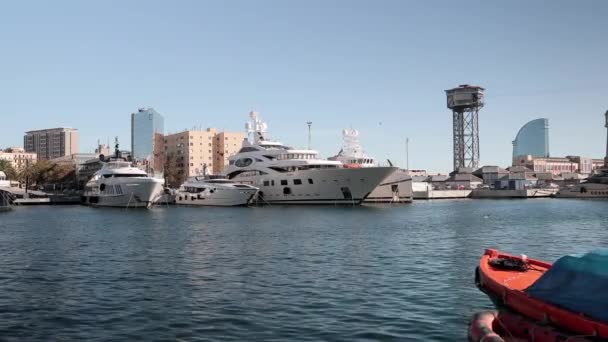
left=476, top=249, right=608, bottom=338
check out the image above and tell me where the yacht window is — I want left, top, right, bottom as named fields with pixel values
left=113, top=174, right=144, bottom=178
left=308, top=178, right=314, bottom=184
left=293, top=179, right=302, bottom=185
left=235, top=158, right=253, bottom=167
left=238, top=147, right=259, bottom=153
left=262, top=155, right=276, bottom=160
left=271, top=180, right=275, bottom=186
left=283, top=187, right=291, bottom=195
left=280, top=180, right=288, bottom=186
left=263, top=181, right=269, bottom=186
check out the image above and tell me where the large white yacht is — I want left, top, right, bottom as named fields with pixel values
left=329, top=128, right=413, bottom=203
left=555, top=169, right=608, bottom=198
left=221, top=112, right=397, bottom=205
left=82, top=141, right=164, bottom=208
left=176, top=173, right=258, bottom=206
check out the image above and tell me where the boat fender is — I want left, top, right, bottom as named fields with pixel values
left=468, top=311, right=504, bottom=342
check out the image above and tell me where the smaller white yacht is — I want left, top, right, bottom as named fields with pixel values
left=555, top=169, right=608, bottom=198
left=176, top=173, right=259, bottom=206
left=329, top=128, right=413, bottom=203
left=82, top=140, right=164, bottom=208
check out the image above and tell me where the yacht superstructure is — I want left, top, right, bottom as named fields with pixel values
left=329, top=128, right=413, bottom=203
left=221, top=112, right=396, bottom=205
left=176, top=175, right=258, bottom=206
left=82, top=141, right=164, bottom=208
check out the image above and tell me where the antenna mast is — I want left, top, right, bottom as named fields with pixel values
left=307, top=121, right=312, bottom=149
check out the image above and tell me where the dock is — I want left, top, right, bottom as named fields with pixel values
left=470, top=189, right=558, bottom=199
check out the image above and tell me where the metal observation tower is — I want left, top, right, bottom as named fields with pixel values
left=445, top=84, right=485, bottom=171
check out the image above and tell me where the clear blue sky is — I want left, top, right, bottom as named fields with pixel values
left=1, top=0, right=606, bottom=172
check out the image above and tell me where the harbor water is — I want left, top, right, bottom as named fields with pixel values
left=0, top=199, right=606, bottom=341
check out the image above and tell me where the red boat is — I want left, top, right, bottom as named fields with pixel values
left=468, top=310, right=592, bottom=342
left=476, top=249, right=608, bottom=339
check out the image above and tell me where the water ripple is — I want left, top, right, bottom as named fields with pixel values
left=0, top=200, right=606, bottom=340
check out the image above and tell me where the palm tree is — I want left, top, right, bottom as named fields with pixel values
left=0, top=160, right=17, bottom=180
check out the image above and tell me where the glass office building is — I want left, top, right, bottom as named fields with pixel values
left=512, top=118, right=549, bottom=158
left=131, top=108, right=164, bottom=168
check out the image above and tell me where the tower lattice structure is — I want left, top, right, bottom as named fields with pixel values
left=446, top=85, right=485, bottom=171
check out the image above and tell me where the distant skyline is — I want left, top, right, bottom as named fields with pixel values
left=1, top=0, right=607, bottom=172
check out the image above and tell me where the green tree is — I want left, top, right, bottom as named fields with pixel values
left=164, top=153, right=181, bottom=188
left=0, top=160, right=17, bottom=180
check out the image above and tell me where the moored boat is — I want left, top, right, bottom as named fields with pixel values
left=0, top=190, right=11, bottom=212
left=555, top=169, right=608, bottom=198
left=82, top=139, right=164, bottom=208
left=476, top=249, right=608, bottom=338
left=328, top=128, right=413, bottom=203
left=221, top=112, right=397, bottom=205
left=176, top=175, right=258, bottom=206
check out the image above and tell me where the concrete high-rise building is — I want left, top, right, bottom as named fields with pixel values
left=163, top=128, right=245, bottom=182
left=24, top=127, right=79, bottom=160
left=213, top=131, right=246, bottom=174
left=131, top=107, right=164, bottom=170
left=512, top=118, right=550, bottom=158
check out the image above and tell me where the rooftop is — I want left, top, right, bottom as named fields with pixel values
left=25, top=127, right=77, bottom=134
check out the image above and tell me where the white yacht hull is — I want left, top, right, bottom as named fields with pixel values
left=82, top=178, right=164, bottom=208
left=364, top=169, right=413, bottom=203
left=175, top=188, right=258, bottom=206
left=233, top=167, right=397, bottom=205
left=555, top=183, right=608, bottom=198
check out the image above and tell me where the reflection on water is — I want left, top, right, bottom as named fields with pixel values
left=0, top=199, right=606, bottom=341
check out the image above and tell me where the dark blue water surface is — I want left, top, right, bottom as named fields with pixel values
left=0, top=199, right=606, bottom=341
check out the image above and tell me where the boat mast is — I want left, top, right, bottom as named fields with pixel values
left=245, top=111, right=268, bottom=144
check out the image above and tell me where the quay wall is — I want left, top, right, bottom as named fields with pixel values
left=413, top=190, right=471, bottom=199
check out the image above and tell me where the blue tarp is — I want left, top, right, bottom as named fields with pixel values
left=525, top=249, right=608, bottom=322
